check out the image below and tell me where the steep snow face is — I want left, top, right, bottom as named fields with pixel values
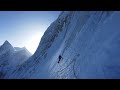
left=8, top=11, right=120, bottom=79
left=0, top=41, right=32, bottom=78
left=7, top=11, right=74, bottom=79
left=33, top=11, right=73, bottom=59
left=48, top=11, right=115, bottom=79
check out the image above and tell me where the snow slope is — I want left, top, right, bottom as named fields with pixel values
left=8, top=11, right=120, bottom=79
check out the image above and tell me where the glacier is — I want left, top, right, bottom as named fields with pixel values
left=2, top=11, right=120, bottom=79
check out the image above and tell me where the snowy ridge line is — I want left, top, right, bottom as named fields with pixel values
left=6, top=11, right=120, bottom=79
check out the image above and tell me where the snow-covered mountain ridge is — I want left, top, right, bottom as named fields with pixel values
left=0, top=40, right=32, bottom=78
left=4, top=11, right=120, bottom=79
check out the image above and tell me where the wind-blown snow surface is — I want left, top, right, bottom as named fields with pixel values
left=7, top=11, right=120, bottom=79
left=0, top=41, right=32, bottom=78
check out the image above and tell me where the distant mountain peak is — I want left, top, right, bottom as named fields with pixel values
left=2, top=40, right=13, bottom=48
left=15, top=46, right=32, bottom=56
left=22, top=47, right=32, bottom=56
left=4, top=40, right=11, bottom=45
left=14, top=47, right=26, bottom=51
left=23, top=46, right=27, bottom=50
left=0, top=40, right=15, bottom=53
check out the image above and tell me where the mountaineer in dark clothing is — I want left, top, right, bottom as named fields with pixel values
left=58, top=55, right=63, bottom=63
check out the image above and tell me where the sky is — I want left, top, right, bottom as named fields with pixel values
left=0, top=11, right=61, bottom=54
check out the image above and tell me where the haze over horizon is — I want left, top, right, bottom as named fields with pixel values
left=0, top=11, right=61, bottom=54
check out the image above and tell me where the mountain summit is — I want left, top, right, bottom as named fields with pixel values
left=0, top=40, right=15, bottom=55
left=3, top=40, right=13, bottom=47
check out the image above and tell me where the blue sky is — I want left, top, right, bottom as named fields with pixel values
left=0, top=11, right=61, bottom=54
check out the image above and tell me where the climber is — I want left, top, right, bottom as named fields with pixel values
left=58, top=55, right=63, bottom=63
